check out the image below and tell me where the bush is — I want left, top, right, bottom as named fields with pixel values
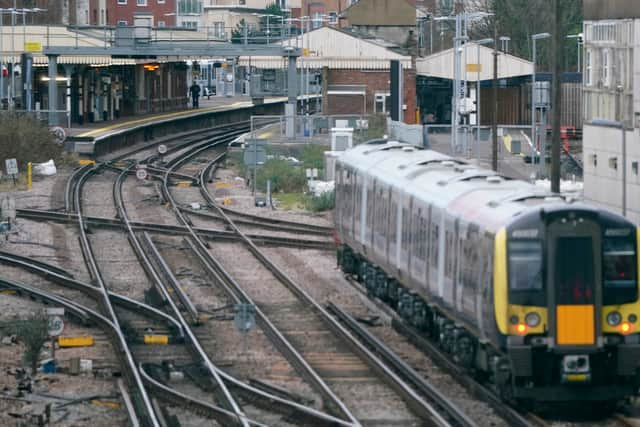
left=306, top=190, right=335, bottom=212
left=256, top=159, right=307, bottom=193
left=0, top=112, right=63, bottom=168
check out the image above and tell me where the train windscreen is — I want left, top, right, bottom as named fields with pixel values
left=555, top=237, right=595, bottom=305
left=508, top=240, right=545, bottom=306
left=603, top=237, right=638, bottom=305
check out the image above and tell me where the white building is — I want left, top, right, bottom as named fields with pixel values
left=583, top=0, right=640, bottom=224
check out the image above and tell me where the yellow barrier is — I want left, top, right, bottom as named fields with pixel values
left=27, top=162, right=32, bottom=190
left=58, top=336, right=95, bottom=347
left=144, top=335, right=169, bottom=345
left=90, top=400, right=121, bottom=409
left=223, top=198, right=232, bottom=205
left=78, top=159, right=96, bottom=166
left=214, top=182, right=232, bottom=188
left=0, top=289, right=16, bottom=295
left=176, top=181, right=192, bottom=188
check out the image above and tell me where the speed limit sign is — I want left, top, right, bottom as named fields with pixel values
left=136, top=168, right=148, bottom=180
left=47, top=316, right=65, bottom=337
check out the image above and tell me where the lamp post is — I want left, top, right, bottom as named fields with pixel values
left=567, top=33, right=583, bottom=73
left=532, top=32, right=551, bottom=176
left=474, top=38, right=493, bottom=162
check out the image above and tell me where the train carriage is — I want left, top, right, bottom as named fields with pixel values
left=335, top=140, right=640, bottom=404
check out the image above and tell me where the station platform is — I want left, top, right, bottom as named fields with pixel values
left=67, top=95, right=288, bottom=141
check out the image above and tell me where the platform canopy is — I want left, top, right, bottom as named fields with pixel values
left=417, top=43, right=533, bottom=81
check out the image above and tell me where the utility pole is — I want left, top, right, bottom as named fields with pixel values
left=491, top=18, right=498, bottom=171
left=550, top=0, right=562, bottom=193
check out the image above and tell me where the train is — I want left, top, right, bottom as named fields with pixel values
left=334, top=139, right=640, bottom=406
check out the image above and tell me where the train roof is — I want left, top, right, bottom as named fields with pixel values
left=337, top=141, right=581, bottom=233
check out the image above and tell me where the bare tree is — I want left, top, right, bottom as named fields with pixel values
left=12, top=314, right=50, bottom=374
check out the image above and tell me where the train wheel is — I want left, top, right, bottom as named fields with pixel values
left=454, top=333, right=476, bottom=369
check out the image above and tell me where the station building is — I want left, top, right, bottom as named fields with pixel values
left=582, top=0, right=640, bottom=224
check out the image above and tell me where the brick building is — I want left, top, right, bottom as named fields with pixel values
left=242, top=26, right=417, bottom=123
left=96, top=0, right=178, bottom=27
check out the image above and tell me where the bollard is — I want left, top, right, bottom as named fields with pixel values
left=27, top=162, right=32, bottom=190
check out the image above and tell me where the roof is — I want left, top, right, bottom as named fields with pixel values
left=239, top=26, right=412, bottom=70
left=337, top=141, right=562, bottom=234
left=0, top=26, right=137, bottom=65
left=416, top=43, right=533, bottom=81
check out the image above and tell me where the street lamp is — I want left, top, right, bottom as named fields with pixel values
left=532, top=32, right=551, bottom=175
left=567, top=33, right=583, bottom=73
left=474, top=38, right=493, bottom=162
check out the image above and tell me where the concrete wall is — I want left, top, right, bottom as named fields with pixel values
left=584, top=0, right=640, bottom=20
left=583, top=124, right=640, bottom=225
left=345, top=0, right=416, bottom=26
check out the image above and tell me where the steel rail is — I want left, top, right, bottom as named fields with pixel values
left=138, top=365, right=269, bottom=427
left=199, top=159, right=450, bottom=426
left=343, top=274, right=536, bottom=427
left=181, top=207, right=333, bottom=236
left=0, top=276, right=141, bottom=426
left=17, top=208, right=333, bottom=250
left=0, top=276, right=259, bottom=426
left=73, top=163, right=160, bottom=427
left=0, top=251, right=185, bottom=339
left=327, top=303, right=477, bottom=427
left=113, top=162, right=249, bottom=427
left=160, top=138, right=361, bottom=426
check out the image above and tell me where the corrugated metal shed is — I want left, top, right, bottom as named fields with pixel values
left=416, top=43, right=533, bottom=81
left=239, top=26, right=412, bottom=69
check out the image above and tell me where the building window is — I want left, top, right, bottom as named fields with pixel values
left=375, top=93, right=391, bottom=114
left=158, top=0, right=165, bottom=3
left=633, top=161, right=638, bottom=175
left=328, top=11, right=338, bottom=25
left=590, top=154, right=597, bottom=167
left=118, top=0, right=126, bottom=4
left=585, top=49, right=592, bottom=86
left=312, top=12, right=323, bottom=29
left=137, top=0, right=147, bottom=6
left=117, top=20, right=128, bottom=26
left=609, top=157, right=618, bottom=170
left=618, top=51, right=626, bottom=88
left=603, top=49, right=610, bottom=86
left=100, top=9, right=104, bottom=25
left=158, top=20, right=165, bottom=27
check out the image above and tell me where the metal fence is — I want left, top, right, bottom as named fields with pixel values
left=249, top=114, right=389, bottom=145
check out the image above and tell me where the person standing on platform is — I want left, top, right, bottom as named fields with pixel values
left=189, top=83, right=201, bottom=108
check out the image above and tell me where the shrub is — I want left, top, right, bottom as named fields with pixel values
left=306, top=190, right=335, bottom=212
left=256, top=159, right=307, bottom=193
left=12, top=314, right=50, bottom=374
left=0, top=112, right=63, bottom=167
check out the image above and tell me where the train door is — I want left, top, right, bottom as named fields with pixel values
left=547, top=219, right=602, bottom=347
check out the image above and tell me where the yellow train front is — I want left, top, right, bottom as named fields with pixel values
left=496, top=206, right=640, bottom=403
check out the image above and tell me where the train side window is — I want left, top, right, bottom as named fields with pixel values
left=603, top=237, right=638, bottom=305
left=508, top=240, right=544, bottom=301
left=431, top=225, right=439, bottom=267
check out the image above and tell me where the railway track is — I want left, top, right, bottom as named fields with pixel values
left=150, top=137, right=479, bottom=426
left=16, top=208, right=333, bottom=250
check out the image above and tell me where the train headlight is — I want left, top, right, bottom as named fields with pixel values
left=525, top=312, right=541, bottom=327
left=607, top=311, right=622, bottom=327
left=620, top=321, right=634, bottom=335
